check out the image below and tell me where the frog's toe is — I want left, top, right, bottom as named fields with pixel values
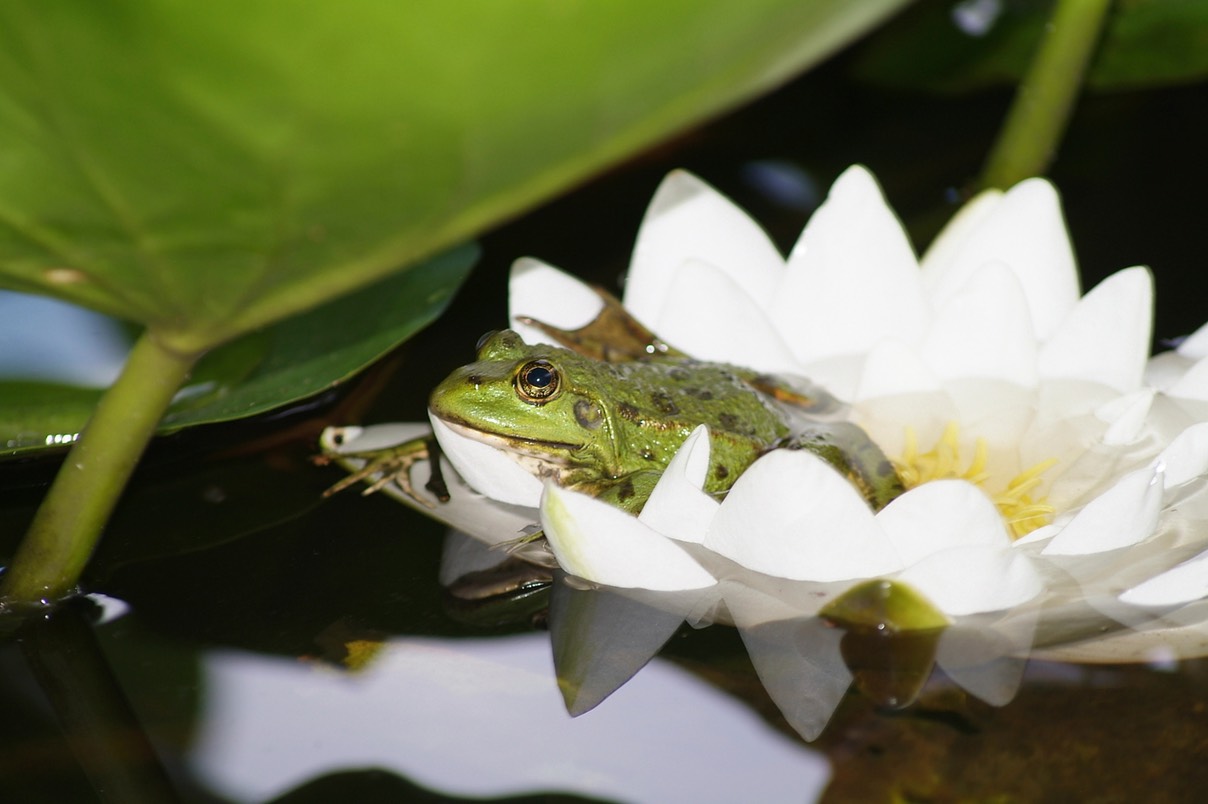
left=493, top=529, right=547, bottom=553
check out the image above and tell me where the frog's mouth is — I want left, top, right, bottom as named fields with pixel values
left=431, top=414, right=584, bottom=484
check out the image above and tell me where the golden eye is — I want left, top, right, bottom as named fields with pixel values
left=515, top=360, right=560, bottom=403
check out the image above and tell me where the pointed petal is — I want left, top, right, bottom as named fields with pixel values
left=1095, top=388, right=1155, bottom=445
left=651, top=260, right=801, bottom=373
left=1144, top=350, right=1191, bottom=392
left=1042, top=466, right=1164, bottom=555
left=876, top=479, right=1011, bottom=565
left=705, top=450, right=901, bottom=581
left=922, top=178, right=1080, bottom=341
left=1167, top=354, right=1208, bottom=401
left=1038, top=267, right=1154, bottom=393
left=1155, top=422, right=1208, bottom=490
left=1177, top=319, right=1208, bottom=359
left=1119, top=549, right=1208, bottom=607
left=921, top=261, right=1038, bottom=385
left=771, top=165, right=928, bottom=362
left=897, top=547, right=1043, bottom=616
left=853, top=339, right=942, bottom=401
left=625, top=170, right=783, bottom=325
left=919, top=188, right=1002, bottom=276
left=639, top=426, right=720, bottom=545
left=507, top=258, right=605, bottom=346
left=541, top=483, right=716, bottom=591
left=430, top=415, right=544, bottom=507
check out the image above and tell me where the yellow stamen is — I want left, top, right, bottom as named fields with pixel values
left=893, top=424, right=1056, bottom=539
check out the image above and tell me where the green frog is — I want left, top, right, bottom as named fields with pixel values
left=325, top=288, right=904, bottom=515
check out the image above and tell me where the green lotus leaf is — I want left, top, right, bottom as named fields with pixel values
left=0, top=0, right=910, bottom=354
left=0, top=244, right=475, bottom=458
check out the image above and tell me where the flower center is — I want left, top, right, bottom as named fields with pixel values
left=893, top=422, right=1056, bottom=539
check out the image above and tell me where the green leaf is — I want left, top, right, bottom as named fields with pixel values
left=0, top=0, right=911, bottom=354
left=0, top=244, right=476, bottom=458
left=854, top=0, right=1208, bottom=93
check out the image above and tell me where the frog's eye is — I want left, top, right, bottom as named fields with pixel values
left=515, top=360, right=561, bottom=404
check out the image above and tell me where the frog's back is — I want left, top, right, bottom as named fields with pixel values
left=569, top=357, right=789, bottom=492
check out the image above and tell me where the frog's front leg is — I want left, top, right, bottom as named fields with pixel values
left=775, top=423, right=904, bottom=511
left=497, top=469, right=665, bottom=553
left=320, top=433, right=450, bottom=505
left=575, top=469, right=666, bottom=515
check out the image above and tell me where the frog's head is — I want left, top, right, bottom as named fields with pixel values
left=428, top=330, right=620, bottom=479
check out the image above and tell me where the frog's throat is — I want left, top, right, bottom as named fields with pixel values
left=433, top=416, right=582, bottom=483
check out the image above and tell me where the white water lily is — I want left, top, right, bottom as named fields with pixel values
left=493, top=165, right=1208, bottom=623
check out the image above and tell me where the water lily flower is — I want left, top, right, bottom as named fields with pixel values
left=493, top=166, right=1208, bottom=625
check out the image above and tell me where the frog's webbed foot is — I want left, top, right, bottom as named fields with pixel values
left=517, top=286, right=685, bottom=363
left=322, top=435, right=449, bottom=507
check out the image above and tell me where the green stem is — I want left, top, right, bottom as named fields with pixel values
left=1, top=330, right=199, bottom=604
left=979, top=0, right=1114, bottom=190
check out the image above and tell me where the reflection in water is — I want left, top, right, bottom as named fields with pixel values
left=547, top=576, right=1039, bottom=743
left=0, top=291, right=132, bottom=386
left=187, top=635, right=829, bottom=803
left=448, top=528, right=1041, bottom=742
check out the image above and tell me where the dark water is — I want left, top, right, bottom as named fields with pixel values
left=3, top=26, right=1208, bottom=804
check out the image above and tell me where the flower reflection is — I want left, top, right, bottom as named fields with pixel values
left=187, top=633, right=828, bottom=802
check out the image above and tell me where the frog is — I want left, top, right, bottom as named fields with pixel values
left=324, top=286, right=904, bottom=517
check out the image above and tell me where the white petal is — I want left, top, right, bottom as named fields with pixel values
left=507, top=258, right=604, bottom=346
left=1042, top=466, right=1164, bottom=555
left=430, top=415, right=544, bottom=507
left=541, top=483, right=716, bottom=591
left=650, top=259, right=801, bottom=373
left=1037, top=267, right=1154, bottom=393
left=921, top=261, right=1037, bottom=386
left=705, top=450, right=901, bottom=581
left=1167, top=354, right=1208, bottom=401
left=876, top=480, right=1011, bottom=565
left=1144, top=350, right=1191, bottom=392
left=919, top=188, right=1002, bottom=276
left=1177, top=319, right=1208, bottom=359
left=1119, top=549, right=1208, bottom=607
left=639, top=426, right=720, bottom=545
left=1155, top=422, right=1208, bottom=490
left=771, top=165, right=928, bottom=363
left=898, top=547, right=1043, bottom=616
left=922, top=178, right=1080, bottom=341
left=1095, top=388, right=1155, bottom=445
left=853, top=390, right=959, bottom=462
left=625, top=170, right=783, bottom=325
left=853, top=339, right=942, bottom=401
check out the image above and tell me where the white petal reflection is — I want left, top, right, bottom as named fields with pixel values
left=188, top=638, right=829, bottom=803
